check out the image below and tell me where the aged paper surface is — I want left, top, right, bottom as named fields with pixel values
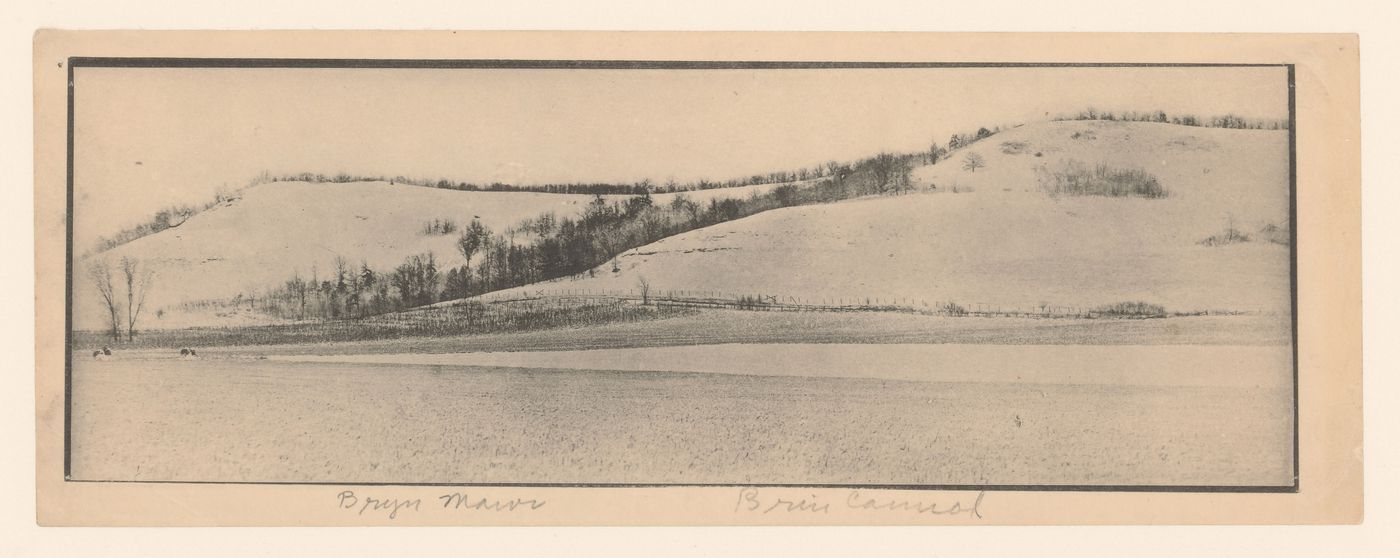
left=33, top=31, right=1360, bottom=525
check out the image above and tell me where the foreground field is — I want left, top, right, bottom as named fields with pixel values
left=75, top=309, right=1292, bottom=357
left=275, top=343, right=1291, bottom=389
left=70, top=351, right=1294, bottom=486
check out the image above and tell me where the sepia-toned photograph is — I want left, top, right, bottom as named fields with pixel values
left=59, top=60, right=1298, bottom=490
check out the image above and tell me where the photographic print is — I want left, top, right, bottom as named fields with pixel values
left=32, top=31, right=1362, bottom=526
left=63, top=61, right=1296, bottom=488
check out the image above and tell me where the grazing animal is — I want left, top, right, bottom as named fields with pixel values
left=102, top=346, right=111, bottom=356
left=180, top=348, right=190, bottom=356
left=179, top=348, right=199, bottom=359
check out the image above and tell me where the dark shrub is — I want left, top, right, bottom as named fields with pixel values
left=1037, top=160, right=1167, bottom=199
left=1092, top=301, right=1167, bottom=318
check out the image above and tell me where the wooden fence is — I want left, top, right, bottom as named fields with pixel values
left=468, top=288, right=1268, bottom=319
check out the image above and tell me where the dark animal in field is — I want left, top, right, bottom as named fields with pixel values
left=180, top=348, right=199, bottom=358
left=102, top=346, right=111, bottom=355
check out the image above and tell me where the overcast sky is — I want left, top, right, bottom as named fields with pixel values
left=73, top=65, right=1289, bottom=245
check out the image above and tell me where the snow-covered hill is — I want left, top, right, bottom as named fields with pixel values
left=495, top=120, right=1291, bottom=315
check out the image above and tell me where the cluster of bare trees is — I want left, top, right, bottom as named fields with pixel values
left=1036, top=159, right=1167, bottom=199
left=924, top=126, right=1000, bottom=168
left=419, top=218, right=459, bottom=236
left=261, top=257, right=399, bottom=321
left=87, top=256, right=154, bottom=342
left=1056, top=108, right=1289, bottom=130
left=89, top=188, right=239, bottom=256
left=255, top=164, right=837, bottom=196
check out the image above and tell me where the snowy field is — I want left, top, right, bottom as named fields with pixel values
left=70, top=343, right=1294, bottom=486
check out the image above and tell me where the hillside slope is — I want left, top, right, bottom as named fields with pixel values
left=74, top=181, right=781, bottom=329
left=496, top=120, right=1292, bottom=315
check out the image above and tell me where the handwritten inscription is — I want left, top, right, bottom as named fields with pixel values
left=336, top=490, right=547, bottom=519
left=735, top=488, right=985, bottom=519
left=439, top=492, right=548, bottom=512
left=333, top=487, right=981, bottom=521
left=734, top=488, right=831, bottom=514
left=846, top=490, right=985, bottom=518
left=337, top=490, right=422, bottom=520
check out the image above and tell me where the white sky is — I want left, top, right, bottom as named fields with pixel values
left=73, top=65, right=1289, bottom=245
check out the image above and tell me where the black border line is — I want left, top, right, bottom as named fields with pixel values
left=63, top=58, right=1300, bottom=494
left=1288, top=64, right=1300, bottom=491
left=63, top=59, right=75, bottom=481
left=58, top=479, right=1293, bottom=493
left=68, top=58, right=1288, bottom=69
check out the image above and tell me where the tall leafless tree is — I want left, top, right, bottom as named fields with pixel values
left=87, top=259, right=121, bottom=342
left=119, top=256, right=154, bottom=342
left=286, top=270, right=309, bottom=320
left=636, top=275, right=652, bottom=305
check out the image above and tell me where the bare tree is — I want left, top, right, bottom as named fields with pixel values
left=636, top=275, right=652, bottom=305
left=333, top=256, right=350, bottom=291
left=962, top=152, right=987, bottom=173
left=87, top=259, right=121, bottom=342
left=331, top=255, right=351, bottom=318
left=825, top=161, right=844, bottom=184
left=119, top=256, right=154, bottom=342
left=287, top=270, right=309, bottom=320
left=241, top=283, right=259, bottom=311
left=457, top=218, right=489, bottom=264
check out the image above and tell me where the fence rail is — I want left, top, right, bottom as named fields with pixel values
left=166, top=286, right=1276, bottom=328
left=465, top=288, right=1270, bottom=319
